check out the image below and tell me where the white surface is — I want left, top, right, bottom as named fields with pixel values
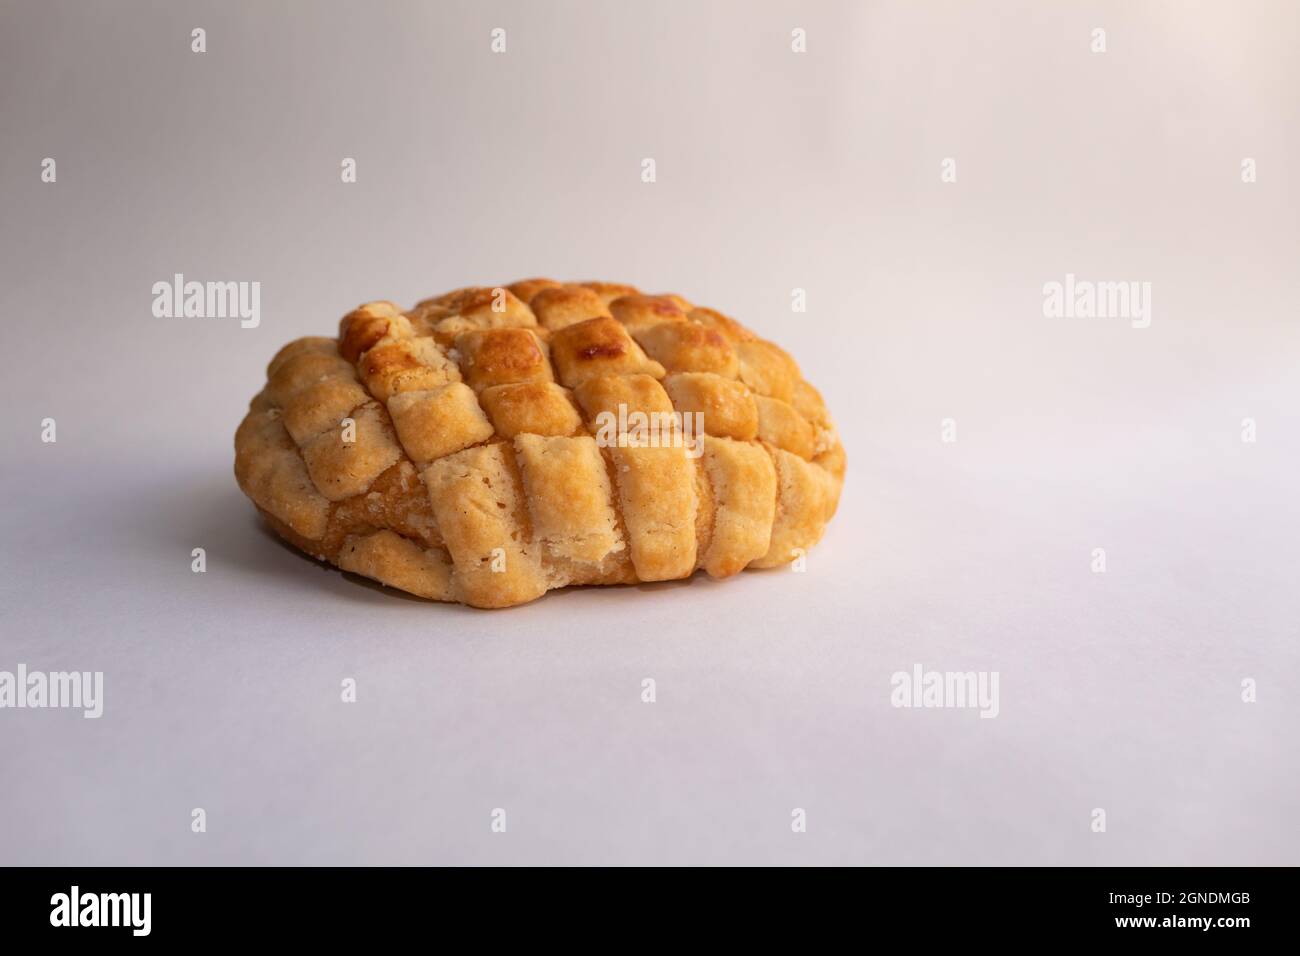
left=1, top=0, right=1297, bottom=865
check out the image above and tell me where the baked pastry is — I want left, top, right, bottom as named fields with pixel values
left=234, top=279, right=845, bottom=608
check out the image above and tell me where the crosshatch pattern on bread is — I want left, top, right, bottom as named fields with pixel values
left=234, top=279, right=846, bottom=608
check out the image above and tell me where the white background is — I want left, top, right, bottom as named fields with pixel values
left=1, top=0, right=1296, bottom=864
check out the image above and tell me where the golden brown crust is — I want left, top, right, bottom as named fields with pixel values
left=580, top=281, right=641, bottom=305
left=453, top=328, right=552, bottom=392
left=233, top=280, right=844, bottom=607
left=609, top=294, right=689, bottom=336
left=662, top=372, right=758, bottom=441
left=548, top=316, right=666, bottom=387
left=507, top=277, right=562, bottom=304
left=529, top=285, right=612, bottom=332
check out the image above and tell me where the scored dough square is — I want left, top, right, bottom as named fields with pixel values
left=791, top=379, right=831, bottom=429
left=300, top=400, right=404, bottom=501
left=736, top=339, right=800, bottom=403
left=266, top=348, right=354, bottom=407
left=513, top=434, right=622, bottom=565
left=700, top=437, right=776, bottom=577
left=791, top=380, right=838, bottom=456
left=607, top=443, right=698, bottom=581
left=337, top=530, right=453, bottom=601
left=479, top=381, right=582, bottom=438
left=387, top=382, right=494, bottom=463
left=572, top=373, right=676, bottom=428
left=430, top=287, right=538, bottom=340
left=581, top=281, right=640, bottom=305
left=338, top=302, right=411, bottom=362
left=754, top=395, right=816, bottom=459
left=634, top=321, right=738, bottom=377
left=662, top=372, right=758, bottom=441
left=421, top=443, right=548, bottom=607
left=548, top=317, right=665, bottom=387
left=685, top=307, right=755, bottom=345
left=451, top=287, right=535, bottom=327
left=508, top=277, right=562, bottom=304
left=751, top=446, right=830, bottom=569
left=267, top=336, right=336, bottom=380
left=359, top=336, right=460, bottom=402
left=609, top=294, right=688, bottom=335
left=529, top=285, right=612, bottom=332
left=235, top=404, right=331, bottom=539
left=454, top=327, right=553, bottom=392
left=282, top=376, right=371, bottom=445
